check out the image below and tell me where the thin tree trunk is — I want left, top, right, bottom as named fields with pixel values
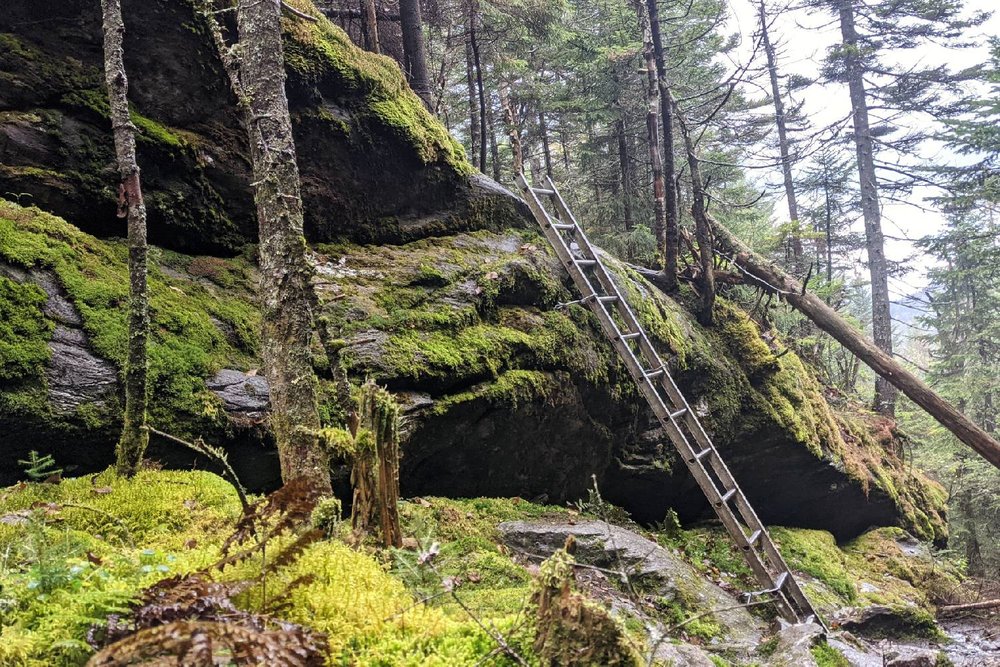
left=672, top=97, right=714, bottom=325
left=464, top=28, right=480, bottom=168
left=616, top=117, right=634, bottom=231
left=232, top=0, right=331, bottom=493
left=838, top=0, right=895, bottom=416
left=646, top=0, right=678, bottom=289
left=469, top=16, right=488, bottom=172
left=539, top=110, right=554, bottom=180
left=361, top=0, right=380, bottom=53
left=759, top=1, right=802, bottom=265
left=102, top=0, right=149, bottom=477
left=500, top=84, right=522, bottom=175
left=486, top=98, right=501, bottom=181
left=399, top=0, right=432, bottom=109
left=634, top=0, right=667, bottom=266
left=704, top=213, right=1000, bottom=471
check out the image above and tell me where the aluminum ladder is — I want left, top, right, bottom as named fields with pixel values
left=515, top=173, right=823, bottom=627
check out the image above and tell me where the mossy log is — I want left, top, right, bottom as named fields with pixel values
left=706, top=213, right=1000, bottom=471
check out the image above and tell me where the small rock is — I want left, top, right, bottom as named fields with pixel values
left=885, top=646, right=938, bottom=667
left=653, top=641, right=716, bottom=667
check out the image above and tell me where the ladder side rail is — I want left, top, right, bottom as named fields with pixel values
left=543, top=177, right=669, bottom=378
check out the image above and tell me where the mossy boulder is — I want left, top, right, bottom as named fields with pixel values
left=0, top=0, right=522, bottom=255
left=0, top=199, right=947, bottom=543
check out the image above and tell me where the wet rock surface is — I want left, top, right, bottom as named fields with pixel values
left=766, top=622, right=824, bottom=667
left=206, top=369, right=269, bottom=420
left=498, top=518, right=765, bottom=649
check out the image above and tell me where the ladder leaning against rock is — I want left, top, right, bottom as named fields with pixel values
left=515, top=173, right=824, bottom=628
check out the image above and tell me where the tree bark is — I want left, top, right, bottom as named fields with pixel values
left=635, top=0, right=667, bottom=265
left=486, top=98, right=501, bottom=181
left=646, top=0, right=678, bottom=290
left=102, top=0, right=149, bottom=478
left=705, top=213, right=1000, bottom=471
left=499, top=84, right=522, bottom=175
left=758, top=1, right=803, bottom=265
left=616, top=117, right=634, bottom=231
left=539, top=110, right=554, bottom=180
left=399, top=0, right=433, bottom=109
left=464, top=29, right=480, bottom=167
left=361, top=0, right=380, bottom=53
left=838, top=0, right=896, bottom=416
left=672, top=97, right=714, bottom=325
left=234, top=0, right=331, bottom=493
left=469, top=15, right=488, bottom=173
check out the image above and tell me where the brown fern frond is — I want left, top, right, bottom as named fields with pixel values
left=87, top=620, right=327, bottom=667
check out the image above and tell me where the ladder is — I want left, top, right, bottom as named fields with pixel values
left=515, top=174, right=823, bottom=628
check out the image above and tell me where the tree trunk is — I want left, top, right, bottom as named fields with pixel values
left=464, top=30, right=480, bottom=168
left=759, top=1, right=803, bottom=266
left=646, top=0, right=678, bottom=289
left=235, top=0, right=331, bottom=493
left=361, top=0, right=380, bottom=53
left=399, top=0, right=432, bottom=109
left=838, top=0, right=896, bottom=416
left=487, top=99, right=501, bottom=181
left=616, top=117, right=633, bottom=231
left=102, top=0, right=149, bottom=477
left=469, top=15, right=488, bottom=172
left=672, top=97, right=714, bottom=325
left=539, top=110, right=554, bottom=180
left=500, top=84, right=522, bottom=175
left=705, top=213, right=1000, bottom=471
left=635, top=0, right=667, bottom=264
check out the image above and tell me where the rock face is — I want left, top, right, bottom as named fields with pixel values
left=0, top=0, right=521, bottom=254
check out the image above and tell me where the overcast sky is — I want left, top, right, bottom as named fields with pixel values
left=723, top=0, right=998, bottom=301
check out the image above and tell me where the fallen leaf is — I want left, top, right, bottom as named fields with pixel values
left=183, top=538, right=199, bottom=549
left=401, top=536, right=420, bottom=550
left=86, top=551, right=103, bottom=566
left=485, top=271, right=499, bottom=280
left=183, top=499, right=198, bottom=510
left=466, top=571, right=482, bottom=584
left=92, top=486, right=114, bottom=495
left=0, top=510, right=31, bottom=526
left=246, top=368, right=258, bottom=377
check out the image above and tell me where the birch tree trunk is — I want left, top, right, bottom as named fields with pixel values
left=838, top=0, right=896, bottom=416
left=235, top=0, right=331, bottom=493
left=101, top=0, right=149, bottom=477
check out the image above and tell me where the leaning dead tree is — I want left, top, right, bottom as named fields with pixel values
left=706, top=215, right=1000, bottom=471
left=200, top=0, right=332, bottom=493
left=101, top=0, right=149, bottom=477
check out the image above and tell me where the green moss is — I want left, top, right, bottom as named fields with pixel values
left=0, top=201, right=259, bottom=435
left=770, top=528, right=857, bottom=602
left=279, top=0, right=468, bottom=171
left=0, top=275, right=52, bottom=381
left=0, top=470, right=242, bottom=666
left=810, top=641, right=850, bottom=667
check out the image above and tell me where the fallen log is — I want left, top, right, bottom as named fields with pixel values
left=938, top=599, right=1000, bottom=615
left=702, top=216, right=1000, bottom=471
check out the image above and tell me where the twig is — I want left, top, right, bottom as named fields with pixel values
left=281, top=1, right=319, bottom=22
left=667, top=599, right=772, bottom=632
left=59, top=503, right=136, bottom=548
left=938, top=599, right=1000, bottom=615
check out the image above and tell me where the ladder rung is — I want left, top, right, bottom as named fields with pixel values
left=573, top=259, right=597, bottom=267
left=717, top=488, right=737, bottom=505
left=621, top=332, right=641, bottom=340
left=595, top=295, right=619, bottom=304
left=746, top=530, right=762, bottom=548
left=692, top=447, right=712, bottom=461
left=669, top=408, right=687, bottom=420
left=644, top=367, right=665, bottom=379
left=552, top=223, right=576, bottom=231
left=532, top=187, right=555, bottom=195
left=773, top=571, right=789, bottom=591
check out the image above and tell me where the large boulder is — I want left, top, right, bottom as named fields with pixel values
left=0, top=0, right=522, bottom=254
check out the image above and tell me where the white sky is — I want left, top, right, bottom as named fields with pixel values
left=723, top=0, right=998, bottom=298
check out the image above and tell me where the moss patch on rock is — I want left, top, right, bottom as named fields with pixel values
left=0, top=201, right=258, bottom=436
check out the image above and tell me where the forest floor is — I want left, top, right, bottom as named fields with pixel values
left=0, top=468, right=995, bottom=666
